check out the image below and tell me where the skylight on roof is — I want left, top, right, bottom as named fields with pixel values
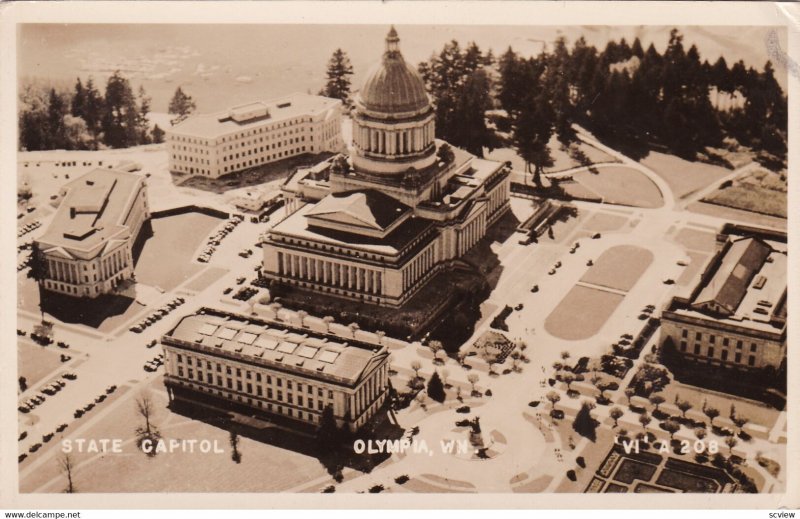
left=255, top=336, right=279, bottom=350
left=198, top=323, right=218, bottom=336
left=277, top=342, right=298, bottom=354
left=318, top=350, right=339, bottom=364
left=237, top=332, right=258, bottom=345
left=217, top=327, right=237, bottom=340
left=297, top=345, right=318, bottom=359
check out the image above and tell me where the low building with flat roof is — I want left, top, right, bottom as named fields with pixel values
left=161, top=308, right=390, bottom=432
left=34, top=167, right=150, bottom=298
left=660, top=224, right=786, bottom=372
left=166, top=93, right=343, bottom=179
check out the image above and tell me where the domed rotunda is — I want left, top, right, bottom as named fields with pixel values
left=351, top=27, right=437, bottom=175
left=262, top=27, right=511, bottom=308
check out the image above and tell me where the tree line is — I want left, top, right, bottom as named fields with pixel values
left=18, top=72, right=198, bottom=152
left=320, top=29, right=786, bottom=178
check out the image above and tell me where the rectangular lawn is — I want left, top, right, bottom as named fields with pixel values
left=135, top=212, right=223, bottom=292
left=580, top=245, right=654, bottom=292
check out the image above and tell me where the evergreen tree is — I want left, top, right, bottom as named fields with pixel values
left=420, top=40, right=495, bottom=156
left=547, top=37, right=576, bottom=143
left=46, top=88, right=68, bottom=149
left=71, top=78, right=87, bottom=119
left=136, top=85, right=152, bottom=144
left=572, top=402, right=598, bottom=442
left=498, top=47, right=526, bottom=117
left=83, top=77, right=104, bottom=142
left=102, top=71, right=139, bottom=148
left=168, top=86, right=196, bottom=119
left=426, top=371, right=446, bottom=403
left=321, top=49, right=354, bottom=106
left=151, top=124, right=165, bottom=144
left=514, top=90, right=553, bottom=183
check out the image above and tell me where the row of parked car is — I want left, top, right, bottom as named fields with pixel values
left=198, top=216, right=243, bottom=263
left=18, top=372, right=77, bottom=413
left=73, top=385, right=117, bottom=420
left=18, top=220, right=41, bottom=238
left=130, top=297, right=185, bottom=333
left=144, top=353, right=165, bottom=372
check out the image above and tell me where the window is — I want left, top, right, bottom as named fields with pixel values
left=707, top=347, right=714, bottom=358
left=328, top=390, right=333, bottom=399
left=680, top=341, right=687, bottom=352
left=318, top=388, right=323, bottom=397
left=695, top=332, right=702, bottom=341
left=681, top=330, right=688, bottom=338
left=177, top=354, right=183, bottom=363
left=694, top=344, right=701, bottom=354
left=277, top=390, right=283, bottom=401
left=709, top=335, right=716, bottom=344
left=246, top=371, right=252, bottom=380
left=751, top=343, right=758, bottom=352
left=226, top=367, right=232, bottom=375
left=287, top=381, right=293, bottom=390
left=735, top=353, right=742, bottom=363
left=237, top=381, right=242, bottom=391
left=722, top=338, right=729, bottom=347
left=748, top=355, right=755, bottom=366
left=188, top=368, right=194, bottom=378
left=721, top=350, right=728, bottom=361
left=277, top=379, right=283, bottom=387
left=236, top=368, right=242, bottom=377
left=247, top=383, right=252, bottom=394
left=268, top=388, right=273, bottom=399
left=227, top=378, right=233, bottom=389
left=736, top=340, right=743, bottom=349
left=256, top=373, right=262, bottom=382
left=257, top=387, right=262, bottom=396
left=178, top=367, right=184, bottom=377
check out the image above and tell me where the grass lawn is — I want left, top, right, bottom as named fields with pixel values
left=571, top=167, right=664, bottom=208
left=18, top=341, right=64, bottom=389
left=659, top=381, right=781, bottom=429
left=486, top=135, right=617, bottom=175
left=640, top=152, right=732, bottom=200
left=703, top=187, right=787, bottom=218
left=135, top=212, right=223, bottom=292
left=673, top=228, right=718, bottom=253
left=687, top=202, right=787, bottom=231
left=21, top=379, right=330, bottom=493
left=580, top=245, right=654, bottom=292
left=544, top=286, right=624, bottom=341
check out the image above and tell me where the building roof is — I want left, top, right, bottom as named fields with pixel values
left=666, top=230, right=788, bottom=336
left=357, top=28, right=431, bottom=116
left=37, top=168, right=145, bottom=255
left=693, top=238, right=772, bottom=316
left=165, top=310, right=387, bottom=387
left=169, top=93, right=340, bottom=140
left=306, top=190, right=411, bottom=232
left=271, top=200, right=434, bottom=256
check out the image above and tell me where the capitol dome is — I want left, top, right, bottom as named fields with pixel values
left=356, top=27, right=432, bottom=117
left=350, top=27, right=437, bottom=176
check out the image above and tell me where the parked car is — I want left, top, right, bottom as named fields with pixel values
left=663, top=278, right=675, bottom=285
left=530, top=285, right=539, bottom=293
left=550, top=409, right=565, bottom=419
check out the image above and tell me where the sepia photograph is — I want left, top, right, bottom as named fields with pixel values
left=2, top=1, right=796, bottom=512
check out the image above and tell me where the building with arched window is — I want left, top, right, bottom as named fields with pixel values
left=262, top=27, right=511, bottom=307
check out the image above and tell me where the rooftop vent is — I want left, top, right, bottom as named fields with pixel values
left=277, top=102, right=291, bottom=109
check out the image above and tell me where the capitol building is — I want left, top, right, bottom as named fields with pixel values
left=262, top=28, right=511, bottom=307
